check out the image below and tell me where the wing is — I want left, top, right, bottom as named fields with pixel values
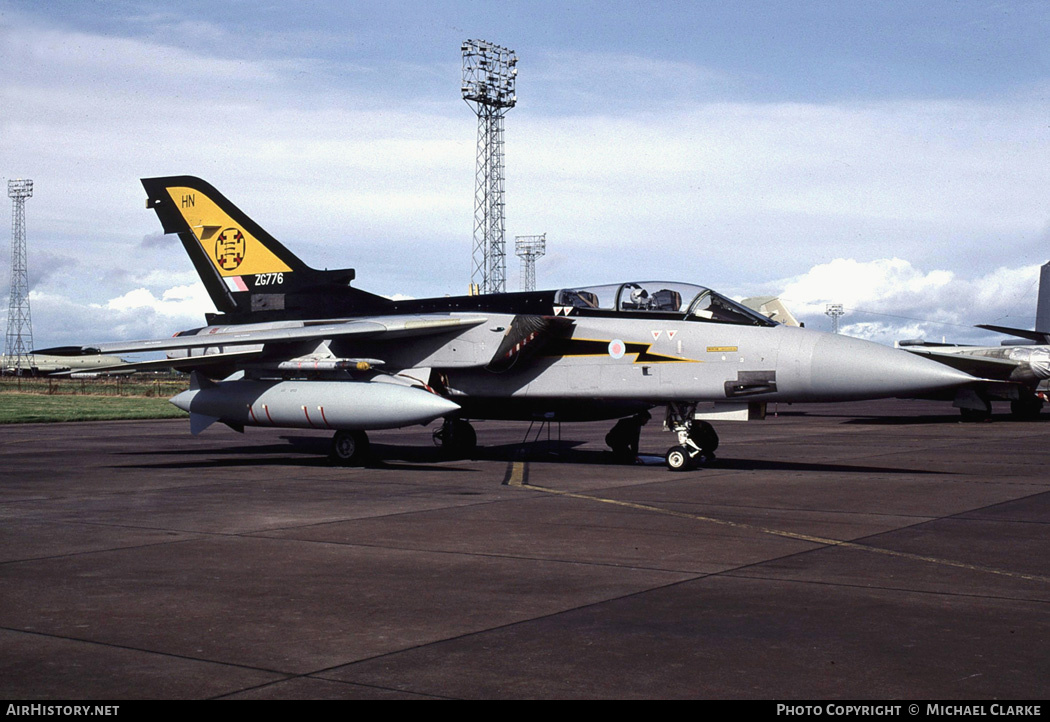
left=44, top=314, right=485, bottom=356
left=39, top=314, right=490, bottom=375
left=42, top=312, right=578, bottom=379
left=54, top=350, right=263, bottom=376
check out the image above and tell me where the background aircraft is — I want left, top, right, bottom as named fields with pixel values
left=740, top=296, right=802, bottom=327
left=43, top=177, right=983, bottom=469
left=899, top=261, right=1050, bottom=420
left=1, top=353, right=126, bottom=376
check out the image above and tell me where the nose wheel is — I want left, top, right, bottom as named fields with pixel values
left=665, top=445, right=692, bottom=471
left=663, top=402, right=719, bottom=471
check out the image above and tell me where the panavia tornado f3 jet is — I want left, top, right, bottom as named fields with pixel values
left=44, top=177, right=984, bottom=470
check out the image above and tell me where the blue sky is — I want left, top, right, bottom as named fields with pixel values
left=2, top=0, right=1050, bottom=346
left=45, top=1, right=1042, bottom=103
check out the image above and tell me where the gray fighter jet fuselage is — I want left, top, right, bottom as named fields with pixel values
left=42, top=177, right=983, bottom=469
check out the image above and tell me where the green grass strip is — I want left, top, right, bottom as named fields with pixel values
left=0, top=393, right=188, bottom=424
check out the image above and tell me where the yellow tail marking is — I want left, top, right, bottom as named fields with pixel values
left=166, top=186, right=292, bottom=277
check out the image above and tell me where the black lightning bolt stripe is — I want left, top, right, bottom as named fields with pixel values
left=542, top=338, right=692, bottom=363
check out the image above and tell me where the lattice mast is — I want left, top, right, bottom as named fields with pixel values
left=5, top=179, right=34, bottom=373
left=825, top=303, right=845, bottom=334
left=462, top=40, right=517, bottom=294
left=515, top=233, right=546, bottom=291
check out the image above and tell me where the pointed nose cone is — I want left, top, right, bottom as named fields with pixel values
left=809, top=333, right=977, bottom=400
left=169, top=388, right=197, bottom=412
left=407, top=390, right=462, bottom=422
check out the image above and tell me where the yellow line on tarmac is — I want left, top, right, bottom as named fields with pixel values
left=505, top=459, right=526, bottom=487
left=507, top=461, right=1050, bottom=585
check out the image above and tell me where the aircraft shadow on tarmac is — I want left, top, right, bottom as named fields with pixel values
left=775, top=410, right=1049, bottom=425
left=114, top=435, right=943, bottom=476
left=841, top=413, right=1049, bottom=426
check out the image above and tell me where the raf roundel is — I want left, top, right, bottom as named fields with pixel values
left=215, top=228, right=246, bottom=271
left=608, top=339, right=626, bottom=359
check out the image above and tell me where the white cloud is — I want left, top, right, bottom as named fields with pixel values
left=767, top=258, right=1045, bottom=344
left=104, top=284, right=212, bottom=317
left=513, top=99, right=1050, bottom=255
left=777, top=258, right=954, bottom=310
left=28, top=283, right=213, bottom=347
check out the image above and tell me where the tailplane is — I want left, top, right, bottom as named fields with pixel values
left=977, top=261, right=1050, bottom=344
left=141, top=176, right=389, bottom=319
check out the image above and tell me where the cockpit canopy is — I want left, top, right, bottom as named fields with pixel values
left=555, top=281, right=776, bottom=327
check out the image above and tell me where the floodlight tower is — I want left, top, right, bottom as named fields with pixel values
left=825, top=303, right=845, bottom=334
left=5, top=179, right=34, bottom=374
left=462, top=39, right=517, bottom=294
left=515, top=233, right=546, bottom=291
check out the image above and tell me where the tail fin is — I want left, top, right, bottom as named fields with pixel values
left=977, top=261, right=1050, bottom=344
left=1037, top=261, right=1050, bottom=335
left=141, top=176, right=381, bottom=317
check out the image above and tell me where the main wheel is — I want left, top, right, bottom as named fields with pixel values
left=665, top=445, right=692, bottom=471
left=330, top=430, right=370, bottom=466
left=1011, top=394, right=1044, bottom=420
left=433, top=419, right=477, bottom=458
left=959, top=407, right=992, bottom=422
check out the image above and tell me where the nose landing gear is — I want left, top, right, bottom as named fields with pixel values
left=663, top=402, right=719, bottom=471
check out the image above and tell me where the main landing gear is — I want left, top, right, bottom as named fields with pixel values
left=957, top=389, right=1046, bottom=422
left=433, top=418, right=478, bottom=458
left=662, top=402, right=719, bottom=471
left=330, top=429, right=370, bottom=466
left=1010, top=391, right=1045, bottom=421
